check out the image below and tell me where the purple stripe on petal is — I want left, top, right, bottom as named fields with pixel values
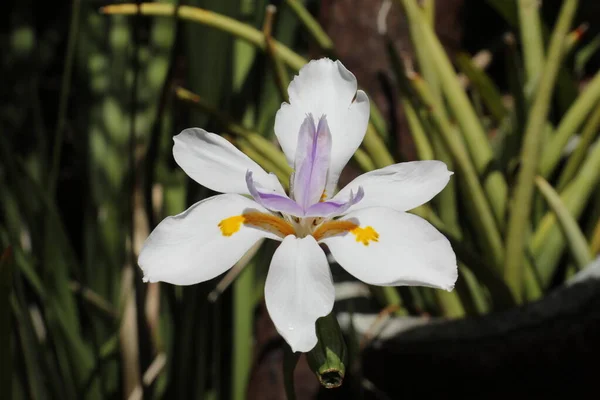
left=246, top=170, right=304, bottom=216
left=305, top=186, right=364, bottom=217
left=292, top=114, right=332, bottom=211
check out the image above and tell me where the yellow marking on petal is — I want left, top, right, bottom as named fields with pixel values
left=219, top=215, right=245, bottom=236
left=312, top=220, right=358, bottom=241
left=312, top=220, right=379, bottom=246
left=350, top=226, right=379, bottom=246
left=218, top=212, right=295, bottom=238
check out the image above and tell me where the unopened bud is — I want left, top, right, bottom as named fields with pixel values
left=306, top=313, right=347, bottom=389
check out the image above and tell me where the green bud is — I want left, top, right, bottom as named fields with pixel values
left=306, top=313, right=347, bottom=389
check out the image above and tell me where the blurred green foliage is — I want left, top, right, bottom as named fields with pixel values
left=1, top=0, right=600, bottom=398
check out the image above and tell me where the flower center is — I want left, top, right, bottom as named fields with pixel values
left=218, top=212, right=379, bottom=246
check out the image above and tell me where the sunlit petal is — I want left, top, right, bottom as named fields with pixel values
left=331, top=161, right=453, bottom=213
left=321, top=207, right=457, bottom=290
left=138, top=194, right=278, bottom=285
left=275, top=59, right=370, bottom=197
left=173, top=128, right=285, bottom=195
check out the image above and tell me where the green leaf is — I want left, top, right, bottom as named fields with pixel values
left=575, top=33, right=600, bottom=77
left=284, top=0, right=333, bottom=51
left=517, top=0, right=545, bottom=91
left=557, top=101, right=600, bottom=190
left=455, top=52, right=508, bottom=123
left=398, top=0, right=508, bottom=226
left=535, top=176, right=592, bottom=270
left=504, top=0, right=579, bottom=301
left=408, top=74, right=505, bottom=271
left=541, top=70, right=600, bottom=177
left=532, top=131, right=600, bottom=286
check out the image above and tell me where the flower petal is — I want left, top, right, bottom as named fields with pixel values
left=173, top=128, right=285, bottom=195
left=292, top=114, right=332, bottom=210
left=246, top=170, right=304, bottom=216
left=331, top=161, right=453, bottom=213
left=265, top=235, right=335, bottom=352
left=304, top=187, right=364, bottom=218
left=320, top=207, right=457, bottom=290
left=274, top=59, right=370, bottom=197
left=138, top=194, right=277, bottom=285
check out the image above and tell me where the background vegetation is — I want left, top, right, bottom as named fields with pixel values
left=2, top=0, right=599, bottom=398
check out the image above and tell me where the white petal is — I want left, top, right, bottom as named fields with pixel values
left=138, top=194, right=277, bottom=285
left=331, top=161, right=453, bottom=213
left=173, top=128, right=285, bottom=195
left=274, top=58, right=370, bottom=196
left=265, top=235, right=335, bottom=352
left=321, top=207, right=457, bottom=290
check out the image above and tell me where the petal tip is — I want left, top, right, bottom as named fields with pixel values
left=353, top=90, right=369, bottom=105
left=443, top=263, right=459, bottom=292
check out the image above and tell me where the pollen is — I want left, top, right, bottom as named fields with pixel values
left=218, top=212, right=295, bottom=238
left=319, top=190, right=327, bottom=202
left=350, top=226, right=379, bottom=246
left=218, top=215, right=246, bottom=236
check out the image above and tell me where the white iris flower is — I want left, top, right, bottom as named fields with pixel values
left=139, top=58, right=458, bottom=352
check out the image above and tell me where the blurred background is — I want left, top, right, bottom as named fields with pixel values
left=2, top=0, right=600, bottom=398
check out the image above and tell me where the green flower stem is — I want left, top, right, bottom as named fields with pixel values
left=436, top=290, right=465, bottom=318
left=403, top=97, right=434, bottom=160
left=540, top=70, right=600, bottom=177
left=504, top=0, right=578, bottom=301
left=517, top=0, right=546, bottom=90
left=385, top=35, right=433, bottom=161
left=407, top=0, right=441, bottom=104
left=232, top=261, right=255, bottom=400
left=400, top=4, right=460, bottom=235
left=101, top=3, right=306, bottom=69
left=409, top=74, right=504, bottom=271
left=262, top=5, right=291, bottom=103
left=362, top=124, right=395, bottom=168
left=535, top=176, right=592, bottom=270
left=455, top=52, right=508, bottom=123
left=397, top=0, right=508, bottom=227
left=563, top=23, right=588, bottom=55
left=102, top=3, right=394, bottom=170
left=369, top=102, right=389, bottom=142
left=557, top=101, right=600, bottom=190
left=284, top=0, right=333, bottom=51
left=422, top=0, right=435, bottom=25
left=458, top=265, right=490, bottom=315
